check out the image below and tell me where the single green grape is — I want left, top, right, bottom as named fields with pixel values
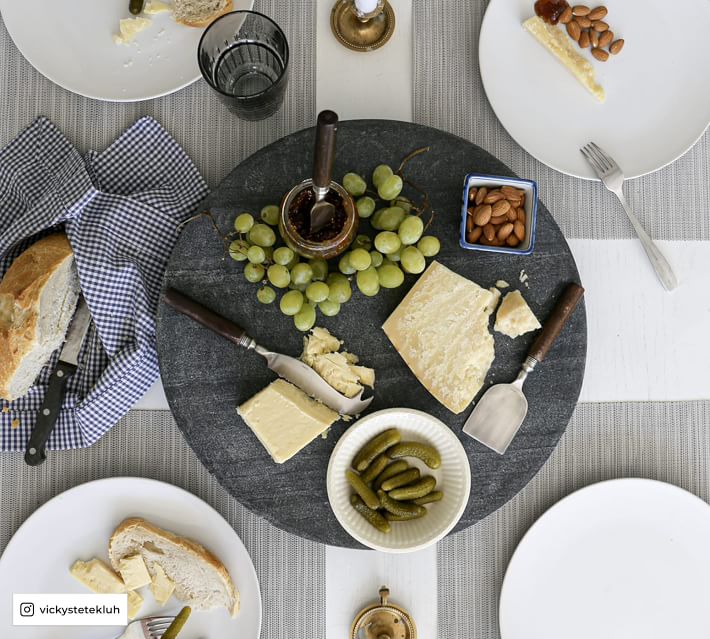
left=244, top=263, right=265, bottom=283
left=262, top=246, right=273, bottom=261
left=248, top=223, right=276, bottom=247
left=398, top=215, right=424, bottom=245
left=377, top=207, right=406, bottom=231
left=370, top=250, right=384, bottom=268
left=267, top=264, right=291, bottom=288
left=289, top=281, right=308, bottom=292
left=247, top=245, right=266, bottom=264
left=418, top=235, right=440, bottom=257
left=257, top=286, right=276, bottom=304
left=356, top=196, right=376, bottom=219
left=306, top=281, right=330, bottom=303
left=377, top=174, right=404, bottom=201
left=327, top=274, right=352, bottom=303
left=370, top=209, right=386, bottom=231
left=388, top=247, right=403, bottom=262
left=391, top=196, right=413, bottom=213
left=354, top=234, right=372, bottom=251
left=400, top=246, right=426, bottom=274
left=291, top=262, right=313, bottom=286
left=377, top=263, right=405, bottom=288
left=343, top=172, right=367, bottom=197
left=338, top=253, right=356, bottom=275
left=308, top=257, right=328, bottom=281
left=349, top=248, right=372, bottom=271
left=356, top=266, right=380, bottom=297
left=294, top=303, right=317, bottom=332
left=374, top=231, right=402, bottom=255
left=260, top=204, right=279, bottom=226
left=318, top=299, right=341, bottom=317
left=280, top=289, right=304, bottom=316
left=228, top=239, right=250, bottom=261
left=234, top=212, right=254, bottom=233
left=372, top=164, right=393, bottom=189
left=273, top=246, right=295, bottom=266
left=286, top=254, right=300, bottom=270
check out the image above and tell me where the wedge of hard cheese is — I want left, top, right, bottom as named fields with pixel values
left=383, top=261, right=498, bottom=414
left=494, top=290, right=541, bottom=338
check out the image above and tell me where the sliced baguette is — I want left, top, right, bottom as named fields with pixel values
left=0, top=234, right=80, bottom=401
left=174, top=0, right=233, bottom=27
left=108, top=518, right=239, bottom=617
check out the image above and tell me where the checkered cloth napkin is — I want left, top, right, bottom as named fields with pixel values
left=0, top=117, right=208, bottom=451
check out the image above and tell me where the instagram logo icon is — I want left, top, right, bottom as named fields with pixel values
left=19, top=602, right=34, bottom=617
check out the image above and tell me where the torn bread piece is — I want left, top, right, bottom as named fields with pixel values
left=494, top=290, right=542, bottom=338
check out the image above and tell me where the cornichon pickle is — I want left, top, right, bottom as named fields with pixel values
left=351, top=494, right=391, bottom=534
left=346, top=469, right=379, bottom=509
left=377, top=489, right=426, bottom=517
left=413, top=490, right=444, bottom=505
left=129, top=0, right=145, bottom=15
left=388, top=476, right=437, bottom=500
left=384, top=509, right=428, bottom=521
left=373, top=460, right=409, bottom=489
left=380, top=468, right=420, bottom=491
left=360, top=454, right=388, bottom=484
left=352, top=428, right=401, bottom=471
left=162, top=606, right=191, bottom=639
left=387, top=441, right=442, bottom=469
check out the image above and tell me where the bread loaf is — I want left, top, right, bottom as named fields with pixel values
left=0, top=234, right=80, bottom=401
left=174, top=0, right=234, bottom=27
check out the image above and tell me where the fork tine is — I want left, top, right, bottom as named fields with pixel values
left=588, top=142, right=613, bottom=171
left=580, top=144, right=605, bottom=175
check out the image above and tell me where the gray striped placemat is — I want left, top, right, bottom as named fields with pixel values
left=0, top=410, right=325, bottom=639
left=412, top=0, right=710, bottom=240
left=438, top=400, right=710, bottom=639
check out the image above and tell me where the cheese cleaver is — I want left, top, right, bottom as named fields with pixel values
left=463, top=283, right=585, bottom=455
left=163, top=288, right=373, bottom=415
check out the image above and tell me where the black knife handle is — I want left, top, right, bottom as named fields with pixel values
left=24, top=361, right=77, bottom=466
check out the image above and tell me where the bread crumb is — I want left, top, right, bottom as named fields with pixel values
left=11, top=418, right=20, bottom=429
left=1, top=406, right=9, bottom=414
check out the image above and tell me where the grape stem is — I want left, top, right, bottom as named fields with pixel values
left=395, top=147, right=435, bottom=231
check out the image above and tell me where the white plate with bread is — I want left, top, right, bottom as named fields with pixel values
left=0, top=477, right=261, bottom=638
left=0, top=0, right=253, bottom=102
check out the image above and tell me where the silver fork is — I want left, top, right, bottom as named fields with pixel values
left=114, top=615, right=175, bottom=639
left=580, top=142, right=678, bottom=291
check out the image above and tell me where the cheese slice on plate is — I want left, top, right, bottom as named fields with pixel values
left=494, top=290, right=541, bottom=338
left=118, top=554, right=152, bottom=590
left=237, top=378, right=339, bottom=463
left=70, top=558, right=143, bottom=619
left=382, top=261, right=498, bottom=414
left=150, top=563, right=176, bottom=606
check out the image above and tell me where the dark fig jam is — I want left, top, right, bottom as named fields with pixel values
left=287, top=189, right=347, bottom=243
left=534, top=0, right=569, bottom=24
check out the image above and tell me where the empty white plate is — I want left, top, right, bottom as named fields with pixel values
left=500, top=478, right=710, bottom=639
left=0, top=0, right=253, bottom=101
left=479, top=0, right=710, bottom=179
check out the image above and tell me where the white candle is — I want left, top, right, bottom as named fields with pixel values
left=355, top=0, right=378, bottom=14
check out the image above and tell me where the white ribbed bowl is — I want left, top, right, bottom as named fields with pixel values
left=327, top=408, right=471, bottom=552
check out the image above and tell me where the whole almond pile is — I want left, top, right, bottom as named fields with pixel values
left=560, top=5, right=624, bottom=60
left=466, top=186, right=527, bottom=248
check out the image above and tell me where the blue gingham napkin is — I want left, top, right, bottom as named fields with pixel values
left=0, top=117, right=209, bottom=451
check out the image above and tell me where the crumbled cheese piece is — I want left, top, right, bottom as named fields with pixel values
left=144, top=0, right=172, bottom=14
left=496, top=280, right=510, bottom=289
left=519, top=269, right=529, bottom=284
left=114, top=17, right=151, bottom=45
left=494, top=290, right=542, bottom=338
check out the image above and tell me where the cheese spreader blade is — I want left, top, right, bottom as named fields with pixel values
left=163, top=288, right=373, bottom=416
left=463, top=283, right=585, bottom=455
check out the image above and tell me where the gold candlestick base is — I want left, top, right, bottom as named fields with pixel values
left=331, top=0, right=396, bottom=52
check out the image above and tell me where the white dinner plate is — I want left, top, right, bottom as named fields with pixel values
left=0, top=477, right=262, bottom=639
left=0, top=0, right=253, bottom=102
left=479, top=0, right=710, bottom=179
left=500, top=478, right=710, bottom=639
left=327, top=408, right=471, bottom=553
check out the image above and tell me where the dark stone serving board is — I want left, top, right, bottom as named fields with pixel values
left=156, top=120, right=587, bottom=548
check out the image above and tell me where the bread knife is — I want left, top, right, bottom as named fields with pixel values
left=24, top=297, right=92, bottom=466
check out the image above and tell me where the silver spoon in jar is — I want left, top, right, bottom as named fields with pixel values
left=309, top=110, right=339, bottom=235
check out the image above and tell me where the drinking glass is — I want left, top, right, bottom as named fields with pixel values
left=198, top=11, right=289, bottom=121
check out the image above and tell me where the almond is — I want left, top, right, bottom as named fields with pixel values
left=468, top=187, right=477, bottom=202
left=598, top=29, right=613, bottom=48
left=483, top=223, right=496, bottom=242
left=567, top=20, right=582, bottom=41
left=467, top=226, right=482, bottom=243
left=609, top=39, right=625, bottom=54
left=466, top=215, right=475, bottom=233
left=492, top=200, right=511, bottom=216
left=592, top=20, right=609, bottom=32
left=514, top=221, right=526, bottom=241
left=483, top=191, right=506, bottom=204
left=506, top=234, right=520, bottom=247
left=497, top=223, right=515, bottom=241
left=473, top=204, right=492, bottom=226
left=506, top=208, right=518, bottom=222
left=506, top=198, right=522, bottom=209
left=591, top=47, right=609, bottom=61
left=500, top=185, right=524, bottom=197
left=560, top=6, right=573, bottom=23
left=490, top=214, right=509, bottom=226
left=588, top=5, right=607, bottom=20
left=572, top=5, right=591, bottom=16
left=517, top=207, right=526, bottom=223
left=475, top=187, right=487, bottom=206
left=480, top=236, right=503, bottom=247
left=590, top=29, right=600, bottom=48
left=518, top=193, right=526, bottom=206
left=576, top=15, right=592, bottom=28
left=579, top=30, right=591, bottom=48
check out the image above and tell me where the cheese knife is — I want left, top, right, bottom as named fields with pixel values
left=25, top=297, right=92, bottom=466
left=163, top=288, right=373, bottom=415
left=463, top=283, right=585, bottom=455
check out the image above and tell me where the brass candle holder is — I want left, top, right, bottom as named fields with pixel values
left=331, top=0, right=396, bottom=52
left=350, top=586, right=416, bottom=639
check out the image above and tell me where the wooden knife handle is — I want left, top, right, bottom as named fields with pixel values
left=163, top=288, right=249, bottom=347
left=527, top=283, right=585, bottom=364
left=312, top=110, right=338, bottom=191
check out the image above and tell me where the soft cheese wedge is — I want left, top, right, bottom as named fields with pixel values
left=523, top=16, right=605, bottom=103
left=382, top=261, right=498, bottom=414
left=494, top=290, right=541, bottom=338
left=238, top=378, right=339, bottom=463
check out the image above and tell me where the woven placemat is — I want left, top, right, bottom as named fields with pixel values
left=0, top=410, right=325, bottom=639
left=438, top=400, right=710, bottom=639
left=412, top=0, right=710, bottom=240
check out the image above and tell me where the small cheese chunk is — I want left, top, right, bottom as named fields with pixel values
left=118, top=554, right=152, bottom=590
left=113, top=17, right=151, bottom=45
left=71, top=559, right=126, bottom=594
left=301, top=327, right=342, bottom=364
left=383, top=261, right=498, bottom=414
left=494, top=290, right=542, bottom=338
left=127, top=590, right=143, bottom=620
left=150, top=563, right=176, bottom=606
left=144, top=0, right=172, bottom=14
left=237, top=379, right=338, bottom=463
left=496, top=280, right=510, bottom=289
